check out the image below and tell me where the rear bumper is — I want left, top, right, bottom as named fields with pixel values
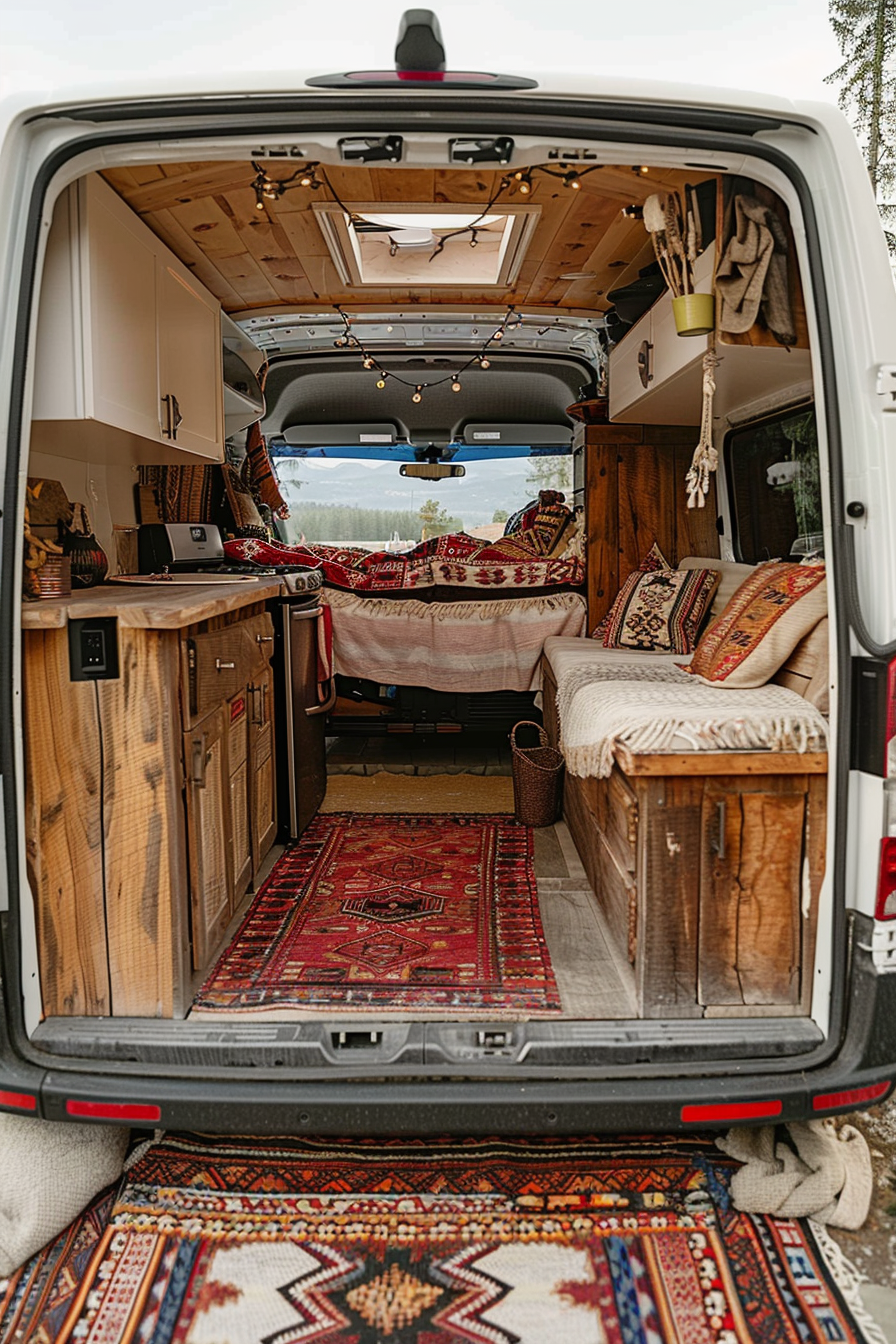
left=3, top=916, right=894, bottom=1132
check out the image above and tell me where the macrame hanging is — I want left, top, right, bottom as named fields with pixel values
left=685, top=345, right=721, bottom=509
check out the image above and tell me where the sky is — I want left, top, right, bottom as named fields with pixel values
left=0, top=0, right=843, bottom=107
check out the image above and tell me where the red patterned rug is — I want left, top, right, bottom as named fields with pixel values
left=192, top=813, right=561, bottom=1017
left=1, top=1133, right=880, bottom=1343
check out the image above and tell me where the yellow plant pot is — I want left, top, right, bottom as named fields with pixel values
left=672, top=292, right=715, bottom=337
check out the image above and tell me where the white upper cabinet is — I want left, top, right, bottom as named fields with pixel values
left=608, top=245, right=812, bottom=426
left=32, top=173, right=223, bottom=462
left=157, top=257, right=223, bottom=456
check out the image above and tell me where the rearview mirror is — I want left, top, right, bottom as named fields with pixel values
left=400, top=463, right=466, bottom=479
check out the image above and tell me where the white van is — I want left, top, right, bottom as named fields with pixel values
left=2, top=12, right=895, bottom=1134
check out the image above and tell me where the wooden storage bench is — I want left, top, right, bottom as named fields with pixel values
left=543, top=661, right=827, bottom=1019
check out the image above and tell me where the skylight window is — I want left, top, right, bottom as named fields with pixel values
left=313, top=203, right=540, bottom=288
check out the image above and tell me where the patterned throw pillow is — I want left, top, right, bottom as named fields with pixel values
left=602, top=566, right=720, bottom=653
left=685, top=561, right=827, bottom=687
left=591, top=542, right=670, bottom=639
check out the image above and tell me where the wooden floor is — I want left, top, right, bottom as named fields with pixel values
left=533, top=821, right=637, bottom=1018
left=189, top=742, right=638, bottom=1021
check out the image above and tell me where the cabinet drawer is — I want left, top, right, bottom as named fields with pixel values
left=584, top=769, right=639, bottom=874
left=226, top=691, right=248, bottom=770
left=182, top=613, right=274, bottom=724
left=594, top=830, right=638, bottom=964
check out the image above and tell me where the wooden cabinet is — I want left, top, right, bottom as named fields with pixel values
left=23, top=589, right=278, bottom=1017
left=543, top=661, right=826, bottom=1020
left=32, top=173, right=223, bottom=463
left=248, top=664, right=277, bottom=868
left=563, top=755, right=826, bottom=1019
left=183, top=705, right=231, bottom=972
left=180, top=608, right=276, bottom=971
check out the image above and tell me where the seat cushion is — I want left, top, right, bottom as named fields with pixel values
left=685, top=561, right=827, bottom=688
left=601, top=565, right=719, bottom=653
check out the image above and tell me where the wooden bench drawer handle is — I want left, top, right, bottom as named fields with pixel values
left=710, top=800, right=726, bottom=861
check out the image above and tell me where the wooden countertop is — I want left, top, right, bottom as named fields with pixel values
left=21, top=578, right=285, bottom=629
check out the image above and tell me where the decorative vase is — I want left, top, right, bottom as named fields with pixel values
left=672, top=292, right=715, bottom=337
left=61, top=504, right=108, bottom=588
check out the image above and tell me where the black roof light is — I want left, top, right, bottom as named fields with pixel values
left=306, top=8, right=538, bottom=90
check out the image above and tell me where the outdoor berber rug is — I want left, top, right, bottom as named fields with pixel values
left=0, top=1132, right=882, bottom=1343
left=191, top=813, right=561, bottom=1018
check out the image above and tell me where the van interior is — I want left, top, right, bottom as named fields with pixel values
left=17, top=121, right=832, bottom=1076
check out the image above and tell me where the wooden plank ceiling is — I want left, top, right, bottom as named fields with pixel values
left=101, top=161, right=712, bottom=316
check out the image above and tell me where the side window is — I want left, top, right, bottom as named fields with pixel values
left=725, top=408, right=822, bottom=563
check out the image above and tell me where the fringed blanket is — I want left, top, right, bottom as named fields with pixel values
left=557, top=662, right=828, bottom=778
left=326, top=588, right=587, bottom=693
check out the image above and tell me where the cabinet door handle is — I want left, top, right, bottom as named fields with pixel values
left=256, top=634, right=274, bottom=644
left=637, top=340, right=654, bottom=389
left=161, top=393, right=184, bottom=440
left=249, top=683, right=268, bottom=725
left=215, top=659, right=236, bottom=671
left=190, top=736, right=210, bottom=787
left=710, top=800, right=726, bottom=861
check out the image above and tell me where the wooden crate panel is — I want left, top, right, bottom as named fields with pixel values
left=697, top=779, right=807, bottom=1007
left=99, top=628, right=185, bottom=1018
left=638, top=776, right=704, bottom=1018
left=24, top=629, right=110, bottom=1017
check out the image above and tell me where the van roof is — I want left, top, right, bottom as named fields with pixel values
left=1, top=69, right=830, bottom=124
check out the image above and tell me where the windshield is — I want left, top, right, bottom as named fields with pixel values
left=272, top=451, right=573, bottom=547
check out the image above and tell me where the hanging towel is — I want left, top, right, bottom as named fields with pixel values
left=316, top=602, right=334, bottom=703
left=716, top=194, right=797, bottom=346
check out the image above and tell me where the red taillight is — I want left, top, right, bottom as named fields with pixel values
left=875, top=838, right=896, bottom=919
left=813, top=1080, right=892, bottom=1111
left=66, top=1100, right=161, bottom=1122
left=0, top=1088, right=37, bottom=1112
left=681, top=1099, right=782, bottom=1124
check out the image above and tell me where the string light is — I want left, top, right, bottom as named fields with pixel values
left=332, top=306, right=521, bottom=401
left=502, top=163, right=604, bottom=196
left=251, top=160, right=320, bottom=211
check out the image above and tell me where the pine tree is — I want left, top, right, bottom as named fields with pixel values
left=826, top=0, right=896, bottom=252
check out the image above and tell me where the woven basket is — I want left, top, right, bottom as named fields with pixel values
left=510, top=721, right=564, bottom=828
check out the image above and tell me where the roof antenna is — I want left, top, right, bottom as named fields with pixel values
left=395, top=9, right=446, bottom=73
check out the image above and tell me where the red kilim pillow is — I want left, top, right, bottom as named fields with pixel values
left=602, top=566, right=719, bottom=654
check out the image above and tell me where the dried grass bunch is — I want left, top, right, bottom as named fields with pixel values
left=643, top=187, right=704, bottom=297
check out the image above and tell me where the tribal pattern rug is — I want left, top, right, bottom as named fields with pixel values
left=192, top=813, right=562, bottom=1017
left=0, top=1133, right=877, bottom=1344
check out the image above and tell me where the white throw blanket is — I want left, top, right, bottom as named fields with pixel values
left=557, top=662, right=828, bottom=778
left=326, top=588, right=587, bottom=693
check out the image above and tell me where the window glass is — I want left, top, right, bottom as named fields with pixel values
left=725, top=409, right=822, bottom=563
left=271, top=451, right=573, bottom=549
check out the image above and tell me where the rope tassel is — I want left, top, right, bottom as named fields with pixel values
left=686, top=345, right=721, bottom=509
